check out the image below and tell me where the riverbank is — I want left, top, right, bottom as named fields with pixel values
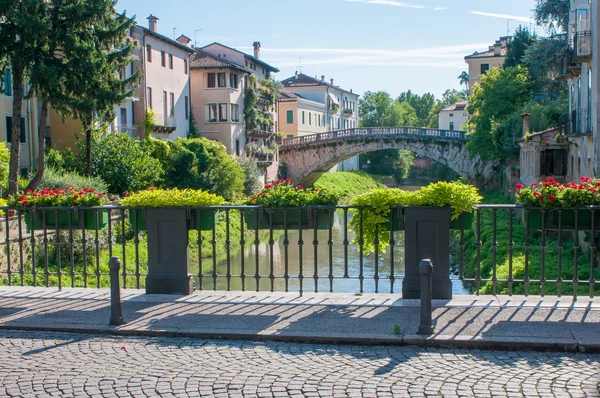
left=314, top=171, right=386, bottom=204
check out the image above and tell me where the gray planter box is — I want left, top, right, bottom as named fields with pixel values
left=145, top=208, right=194, bottom=295
left=402, top=206, right=452, bottom=300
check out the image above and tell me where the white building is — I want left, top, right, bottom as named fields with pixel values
left=438, top=101, right=468, bottom=131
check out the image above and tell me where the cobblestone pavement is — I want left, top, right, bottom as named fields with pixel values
left=0, top=330, right=599, bottom=398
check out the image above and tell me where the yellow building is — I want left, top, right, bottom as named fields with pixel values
left=464, top=37, right=509, bottom=94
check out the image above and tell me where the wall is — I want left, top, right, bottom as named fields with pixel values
left=0, top=93, right=37, bottom=170
left=438, top=109, right=468, bottom=131
left=48, top=109, right=83, bottom=152
left=466, top=56, right=505, bottom=94
left=277, top=101, right=298, bottom=138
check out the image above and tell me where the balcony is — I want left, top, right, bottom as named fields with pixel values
left=329, top=103, right=339, bottom=114
left=248, top=125, right=274, bottom=138
left=561, top=47, right=581, bottom=78
left=342, top=108, right=353, bottom=118
left=572, top=31, right=592, bottom=62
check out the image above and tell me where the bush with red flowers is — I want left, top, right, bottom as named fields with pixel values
left=244, top=178, right=339, bottom=207
left=516, top=177, right=600, bottom=207
left=9, top=187, right=108, bottom=207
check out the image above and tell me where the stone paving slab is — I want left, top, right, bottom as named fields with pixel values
left=0, top=287, right=599, bottom=352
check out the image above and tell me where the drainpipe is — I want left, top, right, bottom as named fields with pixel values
left=326, top=86, right=330, bottom=131
left=141, top=29, right=149, bottom=139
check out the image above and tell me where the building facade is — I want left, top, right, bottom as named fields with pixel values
left=438, top=101, right=468, bottom=131
left=277, top=90, right=327, bottom=137
left=464, top=37, right=509, bottom=94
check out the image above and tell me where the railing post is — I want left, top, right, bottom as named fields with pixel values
left=109, top=256, right=125, bottom=326
left=418, top=259, right=434, bottom=335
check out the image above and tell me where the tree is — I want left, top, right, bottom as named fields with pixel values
left=0, top=0, right=48, bottom=194
left=504, top=26, right=536, bottom=68
left=358, top=91, right=396, bottom=127
left=523, top=34, right=568, bottom=97
left=396, top=90, right=436, bottom=127
left=440, top=89, right=466, bottom=107
left=534, top=0, right=570, bottom=33
left=467, top=66, right=531, bottom=161
left=458, top=71, right=469, bottom=93
left=188, top=109, right=199, bottom=138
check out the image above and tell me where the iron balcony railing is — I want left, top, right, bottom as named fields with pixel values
left=281, top=127, right=467, bottom=148
left=0, top=205, right=598, bottom=298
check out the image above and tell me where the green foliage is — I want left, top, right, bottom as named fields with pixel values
left=314, top=171, right=386, bottom=204
left=504, top=27, right=536, bottom=68
left=350, top=181, right=482, bottom=254
left=161, top=138, right=245, bottom=201
left=10, top=186, right=107, bottom=207
left=142, top=137, right=170, bottom=165
left=359, top=91, right=418, bottom=127
left=467, top=66, right=531, bottom=161
left=237, top=157, right=263, bottom=196
left=0, top=143, right=10, bottom=187
left=245, top=179, right=340, bottom=207
left=188, top=109, right=199, bottom=138
left=534, top=0, right=570, bottom=33
left=458, top=71, right=469, bottom=92
left=38, top=168, right=108, bottom=194
left=397, top=90, right=436, bottom=127
left=258, top=78, right=282, bottom=105
left=516, top=177, right=600, bottom=207
left=82, top=132, right=164, bottom=194
left=363, top=150, right=414, bottom=183
left=143, top=108, right=158, bottom=138
left=440, top=89, right=466, bottom=107
left=523, top=34, right=568, bottom=96
left=410, top=161, right=460, bottom=182
left=120, top=188, right=225, bottom=207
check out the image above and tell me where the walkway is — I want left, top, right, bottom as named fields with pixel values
left=1, top=329, right=599, bottom=397
left=0, top=287, right=599, bottom=352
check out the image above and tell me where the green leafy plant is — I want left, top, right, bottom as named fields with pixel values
left=244, top=179, right=340, bottom=207
left=350, top=181, right=482, bottom=254
left=38, top=168, right=108, bottom=194
left=120, top=188, right=225, bottom=207
left=9, top=187, right=107, bottom=207
left=143, top=108, right=158, bottom=138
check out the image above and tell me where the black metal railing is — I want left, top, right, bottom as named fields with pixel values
left=281, top=127, right=467, bottom=148
left=0, top=205, right=598, bottom=298
left=571, top=31, right=593, bottom=60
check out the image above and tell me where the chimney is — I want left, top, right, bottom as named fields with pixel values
left=493, top=40, right=502, bottom=56
left=176, top=34, right=192, bottom=46
left=321, top=75, right=325, bottom=81
left=295, top=71, right=298, bottom=78
left=521, top=112, right=532, bottom=138
left=147, top=15, right=159, bottom=32
left=330, top=78, right=334, bottom=86
left=253, top=41, right=261, bottom=59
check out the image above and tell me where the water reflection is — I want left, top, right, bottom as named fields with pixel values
left=196, top=211, right=467, bottom=294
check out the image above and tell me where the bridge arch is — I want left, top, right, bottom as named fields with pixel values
left=279, top=127, right=497, bottom=188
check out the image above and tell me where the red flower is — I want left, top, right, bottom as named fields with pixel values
left=531, top=183, right=537, bottom=187
left=22, top=200, right=29, bottom=206
left=549, top=195, right=557, bottom=201
left=515, top=183, right=523, bottom=191
left=315, top=188, right=319, bottom=192
left=250, top=197, right=256, bottom=202
left=123, top=191, right=129, bottom=197
left=26, top=189, right=32, bottom=194
left=264, top=184, right=272, bottom=189
left=296, top=185, right=303, bottom=190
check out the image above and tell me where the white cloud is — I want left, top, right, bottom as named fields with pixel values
left=343, top=0, right=425, bottom=9
left=433, top=7, right=448, bottom=11
left=469, top=11, right=531, bottom=23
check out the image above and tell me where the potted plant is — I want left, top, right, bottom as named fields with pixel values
left=516, top=176, right=600, bottom=230
left=120, top=188, right=226, bottom=231
left=244, top=178, right=340, bottom=230
left=350, top=181, right=482, bottom=254
left=9, top=187, right=109, bottom=230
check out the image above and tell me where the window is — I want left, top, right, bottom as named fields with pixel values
left=302, top=111, right=305, bottom=125
left=208, top=104, right=218, bottom=122
left=4, top=69, right=12, bottom=96
left=449, top=122, right=455, bottom=130
left=168, top=54, right=173, bottom=69
left=120, top=108, right=127, bottom=127
left=218, top=103, right=227, bottom=121
left=231, top=104, right=239, bottom=122
left=161, top=51, right=166, bottom=67
left=185, top=96, right=189, bottom=120
left=184, top=59, right=188, bottom=74
left=147, top=87, right=152, bottom=109
left=449, top=113, right=454, bottom=117
left=541, top=149, right=566, bottom=176
left=5, top=116, right=26, bottom=143
left=217, top=73, right=226, bottom=87
left=318, top=114, right=321, bottom=127
left=170, top=92, right=175, bottom=116
left=163, top=91, right=167, bottom=121
left=146, top=45, right=152, bottom=63
left=235, top=139, right=240, bottom=157
left=480, top=64, right=490, bottom=74
left=229, top=73, right=239, bottom=89
left=309, top=113, right=311, bottom=125
left=207, top=73, right=216, bottom=88
left=286, top=110, right=293, bottom=124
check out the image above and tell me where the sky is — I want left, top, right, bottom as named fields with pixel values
left=116, top=0, right=542, bottom=99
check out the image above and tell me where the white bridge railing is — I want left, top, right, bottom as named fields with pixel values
left=281, top=127, right=467, bottom=148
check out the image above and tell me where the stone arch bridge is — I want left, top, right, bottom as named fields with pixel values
left=279, top=127, right=497, bottom=188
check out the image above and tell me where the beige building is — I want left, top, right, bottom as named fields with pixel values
left=189, top=42, right=279, bottom=156
left=279, top=73, right=360, bottom=170
left=438, top=101, right=468, bottom=131
left=278, top=90, right=327, bottom=137
left=1, top=73, right=42, bottom=174
left=464, top=37, right=509, bottom=94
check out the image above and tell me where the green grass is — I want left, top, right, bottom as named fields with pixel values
left=315, top=171, right=387, bottom=204
left=459, top=191, right=600, bottom=296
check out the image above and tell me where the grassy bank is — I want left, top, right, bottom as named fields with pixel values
left=315, top=171, right=386, bottom=204
left=459, top=191, right=600, bottom=296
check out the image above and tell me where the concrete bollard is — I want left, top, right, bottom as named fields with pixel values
left=418, top=259, right=434, bottom=335
left=109, top=256, right=126, bottom=326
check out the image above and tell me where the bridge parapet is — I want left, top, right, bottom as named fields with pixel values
left=281, top=127, right=467, bottom=148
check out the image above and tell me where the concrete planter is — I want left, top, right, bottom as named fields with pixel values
left=402, top=206, right=452, bottom=300
left=23, top=208, right=109, bottom=231
left=145, top=208, right=194, bottom=295
left=526, top=208, right=599, bottom=231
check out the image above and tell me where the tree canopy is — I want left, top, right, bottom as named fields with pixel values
left=504, top=26, right=536, bottom=68
left=534, top=0, right=570, bottom=33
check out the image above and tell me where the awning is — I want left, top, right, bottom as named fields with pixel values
left=328, top=92, right=340, bottom=106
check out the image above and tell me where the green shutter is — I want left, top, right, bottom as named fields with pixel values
left=286, top=110, right=293, bottom=124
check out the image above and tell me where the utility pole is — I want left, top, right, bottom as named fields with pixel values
left=194, top=29, right=203, bottom=47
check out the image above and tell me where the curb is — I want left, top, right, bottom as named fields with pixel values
left=0, top=324, right=595, bottom=353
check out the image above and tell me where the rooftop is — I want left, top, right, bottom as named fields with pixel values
left=136, top=25, right=194, bottom=54
left=189, top=50, right=252, bottom=73
left=441, top=101, right=469, bottom=112
left=281, top=73, right=358, bottom=97
left=464, top=37, right=510, bottom=60
left=200, top=42, right=279, bottom=73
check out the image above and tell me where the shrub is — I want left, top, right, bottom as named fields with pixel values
left=0, top=143, right=10, bottom=186
left=237, top=157, right=262, bottom=196
left=38, top=168, right=108, bottom=194
left=120, top=188, right=226, bottom=207
left=9, top=186, right=107, bottom=207
left=245, top=179, right=340, bottom=207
